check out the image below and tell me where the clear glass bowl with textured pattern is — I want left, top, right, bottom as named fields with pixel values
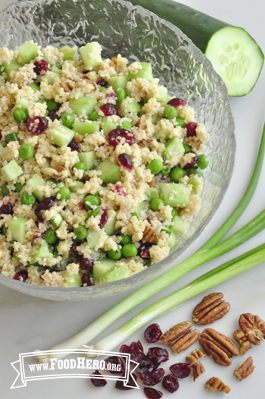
left=0, top=0, right=235, bottom=300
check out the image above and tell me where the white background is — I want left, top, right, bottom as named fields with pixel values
left=1, top=0, right=265, bottom=398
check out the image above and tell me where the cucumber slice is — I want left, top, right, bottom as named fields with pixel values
left=93, top=258, right=116, bottom=281
left=3, top=60, right=20, bottom=79
left=170, top=215, right=186, bottom=237
left=160, top=183, right=190, bottom=207
left=27, top=82, right=40, bottom=92
left=104, top=217, right=117, bottom=236
left=45, top=71, right=59, bottom=85
left=101, top=120, right=117, bottom=136
left=50, top=213, right=63, bottom=228
left=9, top=217, right=28, bottom=243
left=73, top=120, right=99, bottom=135
left=135, top=200, right=148, bottom=218
left=103, top=263, right=129, bottom=283
left=63, top=272, right=82, bottom=287
left=120, top=100, right=141, bottom=115
left=80, top=42, right=102, bottom=70
left=16, top=97, right=31, bottom=109
left=156, top=86, right=168, bottom=102
left=87, top=229, right=102, bottom=249
left=108, top=76, right=128, bottom=90
left=128, top=62, right=153, bottom=81
left=69, top=97, right=97, bottom=117
left=163, top=136, right=184, bottom=160
left=31, top=242, right=52, bottom=262
left=26, top=175, right=46, bottom=201
left=15, top=42, right=38, bottom=66
left=78, top=151, right=95, bottom=170
left=59, top=46, right=79, bottom=61
left=96, top=160, right=121, bottom=184
left=48, top=125, right=75, bottom=147
left=153, top=128, right=170, bottom=140
left=70, top=181, right=84, bottom=193
left=1, top=160, right=23, bottom=182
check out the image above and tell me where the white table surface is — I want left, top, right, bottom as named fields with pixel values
left=1, top=0, right=265, bottom=398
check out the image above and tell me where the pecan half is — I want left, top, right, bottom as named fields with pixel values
left=239, top=313, right=265, bottom=345
left=158, top=321, right=199, bottom=354
left=199, top=328, right=239, bottom=366
left=191, top=362, right=205, bottom=381
left=192, top=292, right=230, bottom=325
left=205, top=377, right=230, bottom=394
left=186, top=348, right=206, bottom=366
left=234, top=356, right=255, bottom=381
left=143, top=225, right=156, bottom=243
left=171, top=329, right=200, bottom=354
left=233, top=330, right=252, bottom=355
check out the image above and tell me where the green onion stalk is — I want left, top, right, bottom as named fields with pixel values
left=36, top=123, right=265, bottom=362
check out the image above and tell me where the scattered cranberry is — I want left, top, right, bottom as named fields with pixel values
left=107, top=128, right=135, bottom=146
left=119, top=341, right=144, bottom=362
left=138, top=242, right=152, bottom=259
left=105, top=356, right=125, bottom=375
left=68, top=138, right=81, bottom=153
left=137, top=354, right=160, bottom=374
left=81, top=274, right=94, bottom=287
left=78, top=257, right=94, bottom=270
left=90, top=370, right=107, bottom=387
left=78, top=201, right=85, bottom=210
left=111, top=184, right=127, bottom=197
left=162, top=374, right=179, bottom=393
left=48, top=110, right=60, bottom=121
left=101, top=104, right=118, bottom=116
left=169, top=363, right=190, bottom=378
left=147, top=348, right=169, bottom=363
left=185, top=122, right=197, bottom=137
left=99, top=208, right=108, bottom=229
left=117, top=153, right=133, bottom=170
left=0, top=202, right=13, bottom=215
left=167, top=98, right=187, bottom=107
left=144, top=387, right=163, bottom=399
left=13, top=270, right=28, bottom=282
left=34, top=59, right=48, bottom=76
left=144, top=323, right=163, bottom=343
left=182, top=151, right=198, bottom=169
left=26, top=116, right=48, bottom=135
left=97, top=78, right=109, bottom=88
left=115, top=373, right=137, bottom=390
left=130, top=340, right=144, bottom=356
left=70, top=243, right=81, bottom=255
left=139, top=368, right=165, bottom=386
left=105, top=91, right=117, bottom=100
left=35, top=196, right=56, bottom=223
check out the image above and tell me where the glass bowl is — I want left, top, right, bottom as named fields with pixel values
left=0, top=0, right=235, bottom=300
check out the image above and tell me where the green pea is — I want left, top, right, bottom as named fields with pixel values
left=107, top=247, right=122, bottom=260
left=19, top=143, right=34, bottom=160
left=2, top=226, right=8, bottom=235
left=170, top=167, right=185, bottom=182
left=47, top=99, right=59, bottom=112
left=85, top=207, right=100, bottom=221
left=43, top=228, right=58, bottom=245
left=57, top=187, right=71, bottom=201
left=74, top=225, right=88, bottom=241
left=115, top=88, right=127, bottom=102
left=89, top=111, right=99, bottom=121
left=6, top=132, right=18, bottom=143
left=99, top=87, right=106, bottom=92
left=121, top=121, right=132, bottom=130
left=84, top=195, right=100, bottom=211
left=13, top=107, right=28, bottom=123
left=189, top=168, right=202, bottom=177
left=61, top=113, right=75, bottom=128
left=171, top=208, right=178, bottom=218
left=1, top=183, right=10, bottom=196
left=183, top=144, right=192, bottom=153
left=150, top=197, right=165, bottom=211
left=73, top=162, right=86, bottom=172
left=37, top=99, right=46, bottom=104
left=147, top=159, right=163, bottom=175
left=122, top=244, right=138, bottom=258
left=176, top=117, right=186, bottom=128
left=21, top=193, right=36, bottom=206
left=161, top=165, right=171, bottom=176
left=119, top=234, right=132, bottom=245
left=55, top=62, right=62, bottom=70
left=14, top=183, right=24, bottom=192
left=197, top=154, right=209, bottom=169
left=164, top=105, right=178, bottom=119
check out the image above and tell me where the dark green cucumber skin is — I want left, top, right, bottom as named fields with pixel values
left=128, top=0, right=229, bottom=53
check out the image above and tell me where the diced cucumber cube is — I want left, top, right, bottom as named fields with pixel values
left=96, top=160, right=121, bottom=184
left=16, top=97, right=31, bottom=109
left=69, top=97, right=97, bottom=117
left=59, top=46, right=79, bottom=61
left=160, top=183, right=190, bottom=208
left=15, top=42, right=38, bottom=66
left=63, top=272, right=82, bottom=287
left=70, top=181, right=84, bottom=193
left=50, top=213, right=63, bottom=228
left=3, top=60, right=20, bottom=79
left=78, top=151, right=95, bottom=170
left=103, top=263, right=129, bottom=283
left=121, top=100, right=141, bottom=115
left=73, top=120, right=99, bottom=135
left=48, top=125, right=75, bottom=147
left=1, top=160, right=23, bottom=182
left=108, top=76, right=128, bottom=91
left=45, top=71, right=59, bottom=85
left=93, top=258, right=116, bottom=281
left=157, top=86, right=168, bottom=102
left=31, top=242, right=52, bottom=263
left=151, top=114, right=160, bottom=125
left=104, top=217, right=116, bottom=236
left=101, top=120, right=117, bottom=136
left=128, top=62, right=153, bottom=81
left=135, top=200, right=148, bottom=218
left=26, top=175, right=46, bottom=201
left=87, top=229, right=102, bottom=249
left=170, top=215, right=186, bottom=237
left=153, top=128, right=171, bottom=140
left=80, top=42, right=102, bottom=70
left=9, top=217, right=28, bottom=243
left=163, top=136, right=184, bottom=160
left=0, top=144, right=4, bottom=154
left=28, top=82, right=40, bottom=92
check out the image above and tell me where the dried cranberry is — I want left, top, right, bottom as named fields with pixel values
left=137, top=354, right=160, bottom=374
left=107, top=128, right=135, bottom=146
left=111, top=184, right=127, bottom=197
left=138, top=242, right=152, bottom=259
left=139, top=368, right=165, bottom=386
left=182, top=151, right=198, bottom=169
left=162, top=374, right=179, bottom=393
left=34, top=60, right=48, bottom=76
left=81, top=274, right=94, bottom=287
left=147, top=348, right=169, bottom=363
left=13, top=270, right=28, bottom=282
left=119, top=341, right=144, bottom=362
left=117, top=153, right=133, bottom=170
left=0, top=130, right=2, bottom=140
left=115, top=373, right=137, bottom=390
left=185, top=122, right=197, bottom=137
left=26, top=116, right=48, bottom=135
left=167, top=97, right=187, bottom=108
left=78, top=201, right=85, bottom=210
left=105, top=356, right=125, bottom=375
left=144, top=387, right=163, bottom=399
left=68, top=138, right=81, bottom=153
left=105, top=91, right=117, bottom=100
left=70, top=243, right=80, bottom=255
left=97, top=78, right=109, bottom=88
left=35, top=196, right=56, bottom=223
left=130, top=340, right=144, bottom=355
left=90, top=370, right=107, bottom=387
left=144, top=323, right=162, bottom=343
left=48, top=110, right=60, bottom=121
left=99, top=208, right=108, bottom=229
left=0, top=202, right=13, bottom=215
left=78, top=257, right=94, bottom=270
left=169, top=363, right=190, bottom=378
left=101, top=104, right=118, bottom=116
